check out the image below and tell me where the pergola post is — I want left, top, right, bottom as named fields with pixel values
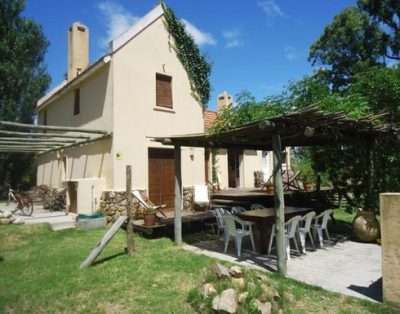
left=126, top=165, right=135, bottom=256
left=272, top=131, right=286, bottom=276
left=174, top=145, right=182, bottom=245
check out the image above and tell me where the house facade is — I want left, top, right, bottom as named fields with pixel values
left=204, top=92, right=291, bottom=189
left=36, top=5, right=205, bottom=213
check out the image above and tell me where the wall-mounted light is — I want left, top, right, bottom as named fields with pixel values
left=190, top=147, right=195, bottom=160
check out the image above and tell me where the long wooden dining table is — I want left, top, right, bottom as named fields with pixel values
left=239, top=206, right=313, bottom=254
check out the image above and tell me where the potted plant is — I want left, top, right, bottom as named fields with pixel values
left=143, top=205, right=158, bottom=227
left=263, top=177, right=274, bottom=194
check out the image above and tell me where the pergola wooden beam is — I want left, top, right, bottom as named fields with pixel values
left=0, top=129, right=90, bottom=139
left=0, top=120, right=107, bottom=134
left=0, top=137, right=77, bottom=143
left=0, top=142, right=63, bottom=147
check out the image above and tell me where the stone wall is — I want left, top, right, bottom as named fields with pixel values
left=100, top=188, right=195, bottom=225
left=380, top=193, right=400, bottom=305
left=254, top=170, right=264, bottom=188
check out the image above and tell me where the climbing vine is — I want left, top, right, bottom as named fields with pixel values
left=162, top=2, right=212, bottom=109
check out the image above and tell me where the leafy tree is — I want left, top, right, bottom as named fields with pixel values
left=309, top=7, right=385, bottom=91
left=358, top=0, right=400, bottom=61
left=0, top=0, right=50, bottom=187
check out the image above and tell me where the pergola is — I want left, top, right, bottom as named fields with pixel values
left=0, top=120, right=111, bottom=154
left=154, top=106, right=398, bottom=275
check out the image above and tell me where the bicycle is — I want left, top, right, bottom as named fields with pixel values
left=7, top=185, right=34, bottom=216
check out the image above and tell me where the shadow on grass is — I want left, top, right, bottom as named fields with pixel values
left=0, top=256, right=4, bottom=263
left=91, top=251, right=126, bottom=266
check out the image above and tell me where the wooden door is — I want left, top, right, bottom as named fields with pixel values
left=228, top=149, right=242, bottom=188
left=148, top=148, right=175, bottom=210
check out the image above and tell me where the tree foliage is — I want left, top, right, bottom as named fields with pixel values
left=358, top=0, right=400, bottom=60
left=0, top=0, right=50, bottom=187
left=309, top=7, right=385, bottom=91
left=162, top=2, right=212, bottom=109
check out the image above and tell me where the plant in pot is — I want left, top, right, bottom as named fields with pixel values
left=301, top=172, right=314, bottom=192
left=143, top=205, right=158, bottom=227
left=263, top=177, right=274, bottom=194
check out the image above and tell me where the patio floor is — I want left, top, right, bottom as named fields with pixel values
left=184, top=234, right=382, bottom=302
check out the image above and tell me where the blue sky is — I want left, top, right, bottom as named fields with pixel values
left=24, top=0, right=356, bottom=110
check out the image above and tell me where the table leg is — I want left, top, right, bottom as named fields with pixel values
left=258, top=222, right=268, bottom=254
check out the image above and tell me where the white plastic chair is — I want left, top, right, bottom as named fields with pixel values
left=222, top=214, right=256, bottom=257
left=194, top=185, right=210, bottom=211
left=231, top=206, right=247, bottom=214
left=311, top=210, right=333, bottom=247
left=250, top=203, right=266, bottom=210
left=212, top=207, right=228, bottom=235
left=297, top=211, right=316, bottom=253
left=268, top=215, right=301, bottom=260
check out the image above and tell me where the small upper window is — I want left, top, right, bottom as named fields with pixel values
left=43, top=110, right=47, bottom=125
left=156, top=73, right=173, bottom=108
left=74, top=89, right=80, bottom=115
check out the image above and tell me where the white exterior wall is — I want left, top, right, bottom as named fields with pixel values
left=111, top=17, right=205, bottom=191
left=242, top=150, right=263, bottom=188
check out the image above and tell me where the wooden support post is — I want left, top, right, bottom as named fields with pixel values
left=174, top=145, right=182, bottom=245
left=126, top=165, right=134, bottom=256
left=272, top=131, right=286, bottom=276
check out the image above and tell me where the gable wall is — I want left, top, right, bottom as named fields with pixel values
left=111, top=16, right=205, bottom=190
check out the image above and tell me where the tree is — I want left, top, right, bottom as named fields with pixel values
left=358, top=0, right=400, bottom=61
left=0, top=0, right=51, bottom=187
left=309, top=7, right=385, bottom=91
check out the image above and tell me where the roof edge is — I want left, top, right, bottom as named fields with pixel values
left=110, top=4, right=164, bottom=52
left=36, top=55, right=111, bottom=111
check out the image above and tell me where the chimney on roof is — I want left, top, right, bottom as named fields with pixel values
left=67, top=22, right=89, bottom=81
left=217, top=91, right=232, bottom=112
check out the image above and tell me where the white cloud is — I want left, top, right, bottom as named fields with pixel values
left=284, top=46, right=298, bottom=60
left=182, top=19, right=216, bottom=46
left=222, top=28, right=244, bottom=49
left=258, top=0, right=284, bottom=18
left=98, top=1, right=138, bottom=48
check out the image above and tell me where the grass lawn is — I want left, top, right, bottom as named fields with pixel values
left=0, top=221, right=393, bottom=313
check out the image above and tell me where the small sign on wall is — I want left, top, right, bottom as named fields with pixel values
left=116, top=152, right=124, bottom=160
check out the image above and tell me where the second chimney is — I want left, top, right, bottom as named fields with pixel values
left=68, top=22, right=89, bottom=81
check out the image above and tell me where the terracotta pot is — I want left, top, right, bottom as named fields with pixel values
left=303, top=181, right=313, bottom=192
left=266, top=185, right=274, bottom=194
left=353, top=210, right=380, bottom=243
left=143, top=212, right=157, bottom=226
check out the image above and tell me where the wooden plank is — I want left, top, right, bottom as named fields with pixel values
left=174, top=145, right=182, bottom=245
left=0, top=129, right=90, bottom=139
left=126, top=166, right=135, bottom=256
left=0, top=137, right=76, bottom=143
left=272, top=131, right=286, bottom=276
left=80, top=215, right=127, bottom=269
left=0, top=120, right=107, bottom=134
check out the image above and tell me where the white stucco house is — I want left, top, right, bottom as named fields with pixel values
left=36, top=4, right=287, bottom=214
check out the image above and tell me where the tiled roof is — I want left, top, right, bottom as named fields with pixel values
left=204, top=110, right=217, bottom=132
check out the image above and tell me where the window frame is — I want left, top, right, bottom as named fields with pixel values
left=74, top=88, right=80, bottom=116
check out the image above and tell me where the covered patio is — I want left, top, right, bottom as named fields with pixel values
left=154, top=106, right=397, bottom=276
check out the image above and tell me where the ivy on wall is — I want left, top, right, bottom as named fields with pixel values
left=162, top=2, right=212, bottom=109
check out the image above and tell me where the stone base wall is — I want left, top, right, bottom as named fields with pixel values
left=100, top=188, right=196, bottom=225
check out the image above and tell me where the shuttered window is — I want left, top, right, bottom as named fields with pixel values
left=156, top=73, right=173, bottom=108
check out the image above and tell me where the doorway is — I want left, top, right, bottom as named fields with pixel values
left=228, top=149, right=242, bottom=188
left=148, top=148, right=175, bottom=210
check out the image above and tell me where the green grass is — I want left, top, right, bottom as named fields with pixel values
left=0, top=224, right=394, bottom=313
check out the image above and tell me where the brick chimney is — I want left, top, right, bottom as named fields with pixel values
left=217, top=91, right=233, bottom=112
left=67, top=22, right=89, bottom=81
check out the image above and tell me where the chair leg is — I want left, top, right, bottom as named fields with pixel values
left=293, top=236, right=300, bottom=254
left=286, top=238, right=291, bottom=260
left=236, top=235, right=242, bottom=257
left=224, top=235, right=230, bottom=253
left=267, top=232, right=275, bottom=255
left=249, top=229, right=256, bottom=253
left=325, top=228, right=331, bottom=242
left=308, top=231, right=315, bottom=249
left=316, top=228, right=324, bottom=247
left=299, top=230, right=306, bottom=253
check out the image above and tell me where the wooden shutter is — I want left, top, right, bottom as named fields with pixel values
left=156, top=74, right=173, bottom=108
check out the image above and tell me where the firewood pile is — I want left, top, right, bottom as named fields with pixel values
left=29, top=185, right=66, bottom=211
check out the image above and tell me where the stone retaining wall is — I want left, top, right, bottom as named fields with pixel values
left=100, top=187, right=195, bottom=225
